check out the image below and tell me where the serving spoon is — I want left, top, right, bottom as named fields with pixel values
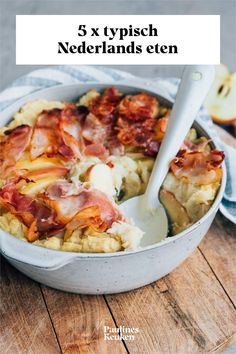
left=119, top=65, right=215, bottom=247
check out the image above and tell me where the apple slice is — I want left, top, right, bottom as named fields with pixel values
left=24, top=167, right=68, bottom=181
left=86, top=163, right=116, bottom=197
left=16, top=157, right=64, bottom=171
left=159, top=188, right=191, bottom=234
left=204, top=64, right=236, bottom=123
left=19, top=176, right=59, bottom=196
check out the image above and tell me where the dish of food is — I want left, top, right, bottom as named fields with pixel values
left=0, top=87, right=224, bottom=253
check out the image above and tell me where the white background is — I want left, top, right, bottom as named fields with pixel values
left=16, top=15, right=220, bottom=65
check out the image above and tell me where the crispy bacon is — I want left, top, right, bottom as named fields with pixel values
left=155, top=117, right=168, bottom=142
left=43, top=180, right=124, bottom=228
left=104, top=87, right=123, bottom=104
left=116, top=93, right=164, bottom=156
left=0, top=125, right=32, bottom=178
left=118, top=93, right=158, bottom=122
left=0, top=180, right=64, bottom=240
left=170, top=150, right=224, bottom=185
left=27, top=220, right=39, bottom=242
left=117, top=116, right=160, bottom=157
left=89, top=87, right=122, bottom=124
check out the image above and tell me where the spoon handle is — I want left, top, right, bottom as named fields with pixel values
left=144, top=65, right=215, bottom=210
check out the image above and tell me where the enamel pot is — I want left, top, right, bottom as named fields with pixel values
left=0, top=82, right=226, bottom=294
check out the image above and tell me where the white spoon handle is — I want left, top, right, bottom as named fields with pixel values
left=144, top=65, right=215, bottom=209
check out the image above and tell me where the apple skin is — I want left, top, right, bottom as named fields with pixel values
left=159, top=188, right=191, bottom=235
left=204, top=64, right=236, bottom=124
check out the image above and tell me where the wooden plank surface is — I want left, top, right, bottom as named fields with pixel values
left=105, top=245, right=236, bottom=354
left=0, top=216, right=235, bottom=354
left=0, top=257, right=61, bottom=354
left=41, top=286, right=127, bottom=354
left=199, top=215, right=236, bottom=307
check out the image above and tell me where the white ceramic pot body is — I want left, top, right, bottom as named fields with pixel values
left=0, top=82, right=226, bottom=294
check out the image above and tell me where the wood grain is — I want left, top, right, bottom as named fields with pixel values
left=0, top=212, right=235, bottom=353
left=41, top=286, right=126, bottom=354
left=0, top=257, right=61, bottom=354
left=105, top=247, right=236, bottom=354
left=199, top=214, right=236, bottom=307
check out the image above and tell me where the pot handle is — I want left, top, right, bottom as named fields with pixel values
left=0, top=231, right=76, bottom=270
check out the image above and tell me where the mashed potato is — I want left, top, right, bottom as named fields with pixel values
left=163, top=173, right=219, bottom=223
left=62, top=230, right=121, bottom=253
left=0, top=93, right=223, bottom=253
left=107, top=221, right=144, bottom=250
left=78, top=89, right=100, bottom=107
left=0, top=100, right=64, bottom=136
left=31, top=220, right=143, bottom=253
left=0, top=212, right=27, bottom=240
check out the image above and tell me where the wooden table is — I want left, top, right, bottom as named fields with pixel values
left=0, top=214, right=235, bottom=354
left=0, top=127, right=236, bottom=354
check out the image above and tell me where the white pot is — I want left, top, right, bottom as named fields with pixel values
left=0, top=82, right=226, bottom=294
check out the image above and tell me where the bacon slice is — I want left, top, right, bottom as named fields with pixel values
left=30, top=127, right=57, bottom=159
left=170, top=150, right=224, bottom=185
left=0, top=125, right=32, bottom=178
left=23, top=166, right=68, bottom=181
left=29, top=91, right=124, bottom=162
left=89, top=87, right=122, bottom=124
left=30, top=106, right=84, bottom=161
left=43, top=180, right=124, bottom=228
left=66, top=206, right=107, bottom=233
left=59, top=107, right=85, bottom=158
left=82, top=113, right=108, bottom=143
left=118, top=93, right=158, bottom=122
left=30, top=109, right=62, bottom=159
left=0, top=180, right=63, bottom=240
left=104, top=87, right=123, bottom=105
left=116, top=93, right=163, bottom=156
left=82, top=112, right=124, bottom=157
left=83, top=88, right=124, bottom=156
left=155, top=117, right=168, bottom=142
left=27, top=220, right=39, bottom=242
left=83, top=143, right=109, bottom=159
left=117, top=116, right=160, bottom=157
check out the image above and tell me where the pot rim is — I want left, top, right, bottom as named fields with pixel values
left=0, top=81, right=226, bottom=260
